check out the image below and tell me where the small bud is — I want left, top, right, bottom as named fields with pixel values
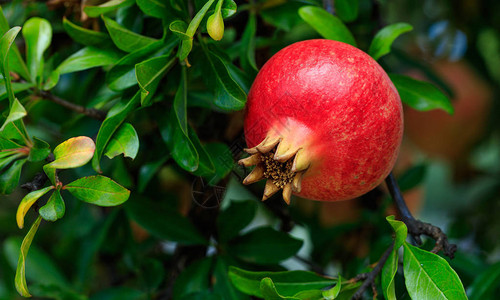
left=207, top=10, right=224, bottom=41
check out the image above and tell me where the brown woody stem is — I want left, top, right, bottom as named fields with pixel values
left=38, top=90, right=107, bottom=121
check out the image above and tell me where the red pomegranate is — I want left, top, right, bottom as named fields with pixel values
left=239, top=39, right=403, bottom=204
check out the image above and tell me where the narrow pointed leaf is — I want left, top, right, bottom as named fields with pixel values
left=0, top=26, right=21, bottom=104
left=39, top=189, right=65, bottom=222
left=102, top=15, right=157, bottom=53
left=298, top=6, right=356, bottom=46
left=56, top=46, right=122, bottom=75
left=389, top=74, right=454, bottom=114
left=104, top=122, right=139, bottom=159
left=62, top=17, right=112, bottom=47
left=15, top=216, right=42, bottom=297
left=65, top=175, right=130, bottom=206
left=0, top=7, right=30, bottom=80
left=403, top=242, right=467, bottom=300
left=16, top=186, right=53, bottom=229
left=22, top=18, right=52, bottom=84
left=84, top=0, right=135, bottom=17
left=0, top=98, right=27, bottom=131
left=369, top=23, right=413, bottom=60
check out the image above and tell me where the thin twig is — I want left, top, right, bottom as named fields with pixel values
left=38, top=90, right=107, bottom=121
left=351, top=244, right=394, bottom=300
left=323, top=0, right=335, bottom=15
left=385, top=172, right=457, bottom=258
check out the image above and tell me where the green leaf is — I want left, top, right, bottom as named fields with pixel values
left=178, top=39, right=194, bottom=61
left=169, top=20, right=190, bottom=40
left=56, top=47, right=122, bottom=75
left=468, top=261, right=500, bottom=300
left=84, top=0, right=135, bottom=17
left=106, top=38, right=170, bottom=91
left=229, top=267, right=336, bottom=298
left=221, top=0, right=237, bottom=18
left=0, top=158, right=26, bottom=194
left=92, top=92, right=141, bottom=173
left=104, top=123, right=139, bottom=159
left=0, top=7, right=30, bottom=80
left=44, top=136, right=96, bottom=184
left=207, top=0, right=225, bottom=41
left=16, top=186, right=53, bottom=229
left=0, top=98, right=27, bottom=131
left=161, top=67, right=199, bottom=172
left=0, top=26, right=21, bottom=104
left=102, top=15, right=158, bottom=53
left=28, top=137, right=50, bottom=162
left=381, top=216, right=408, bottom=300
left=213, top=257, right=249, bottom=300
left=136, top=0, right=170, bottom=20
left=62, top=17, right=112, bottom=47
left=217, top=200, right=257, bottom=243
left=322, top=278, right=341, bottom=299
left=124, top=195, right=207, bottom=245
left=203, top=44, right=247, bottom=110
left=260, top=277, right=298, bottom=300
left=22, top=17, right=52, bottom=85
left=0, top=119, right=30, bottom=145
left=239, top=12, right=257, bottom=72
left=135, top=55, right=176, bottom=106
left=39, top=189, right=65, bottom=222
left=403, top=242, right=467, bottom=300
left=389, top=74, right=454, bottom=114
left=369, top=23, right=413, bottom=60
left=228, top=227, right=303, bottom=264
left=15, top=216, right=42, bottom=297
left=335, top=0, right=358, bottom=22
left=298, top=6, right=356, bottom=47
left=173, top=257, right=213, bottom=299
left=65, top=175, right=130, bottom=206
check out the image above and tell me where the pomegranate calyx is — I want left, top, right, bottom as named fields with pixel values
left=238, top=135, right=312, bottom=205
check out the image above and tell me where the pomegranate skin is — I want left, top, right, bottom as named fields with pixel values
left=244, top=39, right=403, bottom=202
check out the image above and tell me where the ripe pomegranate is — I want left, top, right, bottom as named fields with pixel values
left=238, top=39, right=403, bottom=204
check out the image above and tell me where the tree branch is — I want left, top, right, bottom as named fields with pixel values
left=351, top=243, right=393, bottom=300
left=385, top=172, right=457, bottom=258
left=38, top=90, right=107, bottom=121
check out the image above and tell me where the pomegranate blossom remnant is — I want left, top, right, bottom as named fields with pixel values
left=239, top=39, right=403, bottom=204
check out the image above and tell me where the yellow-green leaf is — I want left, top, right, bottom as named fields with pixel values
left=15, top=216, right=42, bottom=297
left=16, top=186, right=54, bottom=229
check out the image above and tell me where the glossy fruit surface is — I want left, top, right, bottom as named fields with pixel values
left=240, top=39, right=403, bottom=203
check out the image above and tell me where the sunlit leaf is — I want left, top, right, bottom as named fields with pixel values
left=65, top=175, right=130, bottom=206
left=381, top=216, right=408, bottom=300
left=0, top=98, right=27, bottom=131
left=298, top=6, right=356, bottom=46
left=0, top=7, right=30, bottom=80
left=22, top=17, right=52, bottom=85
left=15, top=216, right=42, bottom=297
left=44, top=136, right=96, bottom=184
left=390, top=74, right=454, bottom=114
left=84, top=0, right=135, bottom=17
left=369, top=23, right=413, bottom=60
left=403, top=242, right=467, bottom=300
left=0, top=26, right=21, bottom=104
left=16, top=186, right=54, bottom=229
